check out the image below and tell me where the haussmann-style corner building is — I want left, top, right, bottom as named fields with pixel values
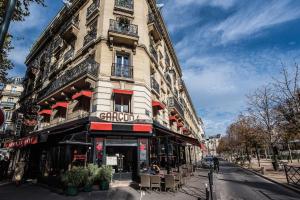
left=2, top=0, right=206, bottom=182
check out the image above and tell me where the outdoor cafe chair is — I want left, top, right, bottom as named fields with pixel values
left=164, top=174, right=179, bottom=192
left=150, top=175, right=161, bottom=191
left=140, top=174, right=151, bottom=191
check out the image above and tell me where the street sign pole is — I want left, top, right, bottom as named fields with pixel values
left=0, top=0, right=17, bottom=50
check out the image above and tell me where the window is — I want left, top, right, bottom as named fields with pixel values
left=113, top=53, right=132, bottom=78
left=11, top=86, right=17, bottom=93
left=114, top=94, right=131, bottom=113
left=5, top=111, right=12, bottom=120
left=7, top=97, right=14, bottom=102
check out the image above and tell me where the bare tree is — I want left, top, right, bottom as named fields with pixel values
left=273, top=63, right=300, bottom=163
left=247, top=86, right=280, bottom=170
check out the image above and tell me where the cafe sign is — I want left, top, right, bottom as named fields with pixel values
left=99, top=112, right=135, bottom=122
left=4, top=135, right=38, bottom=148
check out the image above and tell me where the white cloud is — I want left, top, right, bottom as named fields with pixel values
left=173, top=0, right=236, bottom=9
left=213, top=0, right=300, bottom=44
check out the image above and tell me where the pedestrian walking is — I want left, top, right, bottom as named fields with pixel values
left=213, top=157, right=219, bottom=173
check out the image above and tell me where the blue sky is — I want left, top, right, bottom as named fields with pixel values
left=7, top=0, right=300, bottom=136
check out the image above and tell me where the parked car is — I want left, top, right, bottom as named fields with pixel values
left=201, top=157, right=213, bottom=168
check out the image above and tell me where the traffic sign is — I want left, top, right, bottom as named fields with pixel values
left=0, top=108, right=4, bottom=127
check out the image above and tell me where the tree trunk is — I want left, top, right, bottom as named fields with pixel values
left=271, top=145, right=279, bottom=171
left=287, top=142, right=293, bottom=163
left=245, top=145, right=251, bottom=168
left=255, top=145, right=261, bottom=167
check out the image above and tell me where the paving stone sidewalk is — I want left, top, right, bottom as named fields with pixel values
left=0, top=168, right=209, bottom=200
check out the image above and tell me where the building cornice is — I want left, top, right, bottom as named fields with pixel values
left=147, top=0, right=182, bottom=77
left=25, top=0, right=87, bottom=65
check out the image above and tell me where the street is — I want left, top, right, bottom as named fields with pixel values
left=216, top=161, right=300, bottom=200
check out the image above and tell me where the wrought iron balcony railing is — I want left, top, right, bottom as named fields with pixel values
left=61, top=16, right=79, bottom=31
left=38, top=58, right=99, bottom=100
left=151, top=77, right=160, bottom=95
left=148, top=13, right=163, bottom=34
left=52, top=37, right=64, bottom=52
left=41, top=110, right=89, bottom=129
left=111, top=63, right=133, bottom=79
left=109, top=19, right=138, bottom=37
left=63, top=48, right=74, bottom=62
left=83, top=29, right=97, bottom=46
left=165, top=53, right=170, bottom=66
left=115, top=0, right=133, bottom=10
left=0, top=101, right=16, bottom=109
left=0, top=90, right=22, bottom=97
left=165, top=73, right=172, bottom=85
left=168, top=97, right=184, bottom=118
left=86, top=0, right=100, bottom=19
left=150, top=45, right=158, bottom=62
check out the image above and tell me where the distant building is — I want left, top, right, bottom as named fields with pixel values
left=0, top=77, right=24, bottom=138
left=205, top=134, right=221, bottom=156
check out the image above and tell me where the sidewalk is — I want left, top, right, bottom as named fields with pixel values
left=240, top=158, right=300, bottom=192
left=0, top=168, right=209, bottom=200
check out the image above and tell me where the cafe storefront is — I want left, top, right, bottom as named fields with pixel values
left=89, top=112, right=201, bottom=181
left=2, top=111, right=201, bottom=183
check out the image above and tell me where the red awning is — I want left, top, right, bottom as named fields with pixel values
left=152, top=100, right=165, bottom=110
left=200, top=143, right=207, bottom=151
left=169, top=115, right=176, bottom=122
left=177, top=122, right=183, bottom=128
left=38, top=109, right=52, bottom=115
left=72, top=90, right=93, bottom=100
left=52, top=102, right=68, bottom=109
left=112, top=89, right=133, bottom=95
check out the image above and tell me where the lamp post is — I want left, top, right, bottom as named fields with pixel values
left=0, top=0, right=17, bottom=50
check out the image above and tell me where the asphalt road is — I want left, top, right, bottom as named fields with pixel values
left=215, top=162, right=300, bottom=200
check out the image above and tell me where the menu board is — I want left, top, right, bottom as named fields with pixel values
left=106, top=156, right=118, bottom=166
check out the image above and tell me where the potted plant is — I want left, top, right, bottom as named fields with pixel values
left=98, top=165, right=113, bottom=190
left=61, top=167, right=85, bottom=196
left=83, top=164, right=100, bottom=192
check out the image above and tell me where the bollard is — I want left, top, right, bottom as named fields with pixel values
left=261, top=167, right=265, bottom=175
left=205, top=183, right=209, bottom=200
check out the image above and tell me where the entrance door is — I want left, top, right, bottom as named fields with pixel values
left=106, top=146, right=137, bottom=181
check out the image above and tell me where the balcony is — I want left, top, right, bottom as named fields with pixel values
left=52, top=37, right=64, bottom=54
left=108, top=19, right=138, bottom=47
left=0, top=90, right=22, bottom=97
left=83, top=29, right=97, bottom=47
left=168, top=97, right=184, bottom=118
left=38, top=58, right=99, bottom=102
left=86, top=0, right=100, bottom=20
left=114, top=0, right=134, bottom=14
left=41, top=110, right=89, bottom=129
left=111, top=63, right=133, bottom=79
left=61, top=16, right=79, bottom=41
left=165, top=73, right=172, bottom=85
left=148, top=13, right=162, bottom=42
left=0, top=101, right=15, bottom=109
left=151, top=77, right=160, bottom=95
left=63, top=48, right=74, bottom=63
left=165, top=53, right=170, bottom=67
left=150, top=45, right=158, bottom=63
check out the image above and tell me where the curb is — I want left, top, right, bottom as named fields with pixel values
left=236, top=164, right=300, bottom=194
left=0, top=181, right=12, bottom=187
